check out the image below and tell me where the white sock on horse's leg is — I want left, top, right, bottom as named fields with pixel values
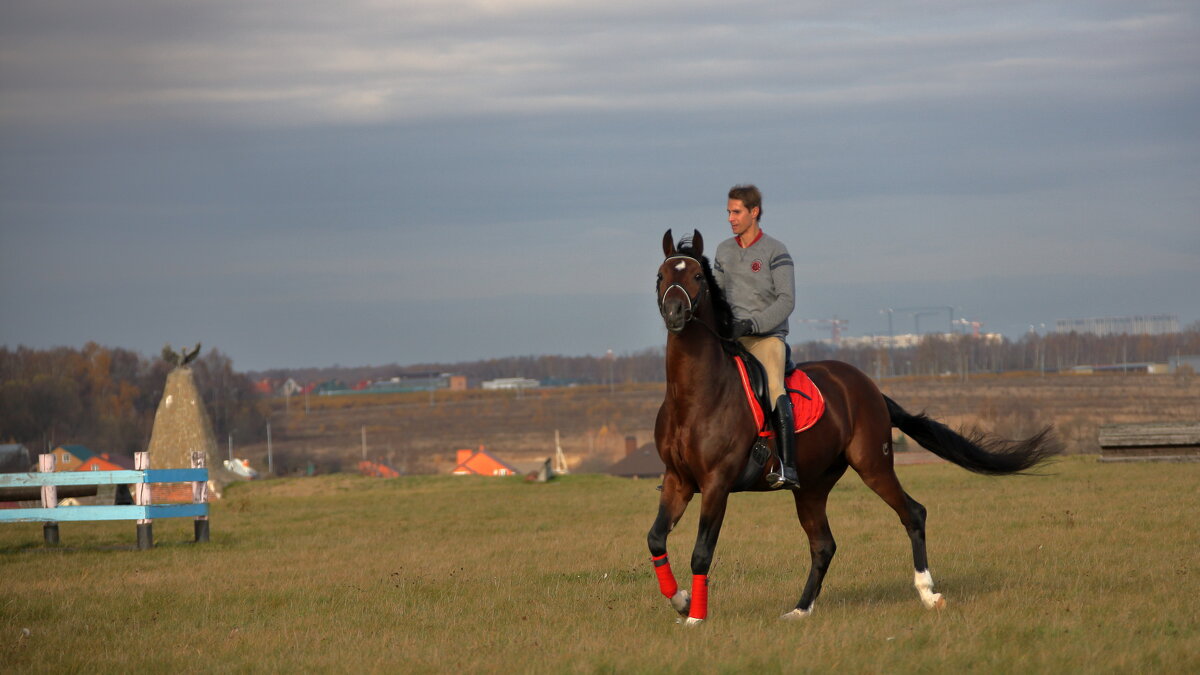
left=914, top=569, right=945, bottom=609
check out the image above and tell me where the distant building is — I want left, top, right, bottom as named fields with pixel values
left=841, top=333, right=1001, bottom=349
left=281, top=378, right=304, bottom=396
left=541, top=377, right=588, bottom=387
left=1169, top=355, right=1200, bottom=374
left=49, top=445, right=95, bottom=471
left=1069, top=363, right=1170, bottom=375
left=841, top=334, right=921, bottom=349
left=1055, top=315, right=1179, bottom=336
left=0, top=444, right=31, bottom=473
left=452, top=447, right=519, bottom=476
left=360, top=372, right=452, bottom=394
left=315, top=379, right=349, bottom=395
left=76, top=452, right=135, bottom=472
left=316, top=372, right=463, bottom=396
left=481, top=377, right=540, bottom=391
left=607, top=437, right=665, bottom=479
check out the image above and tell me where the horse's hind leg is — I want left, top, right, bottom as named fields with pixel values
left=858, top=465, right=946, bottom=610
left=901, top=491, right=945, bottom=609
left=647, top=472, right=694, bottom=616
left=782, top=481, right=838, bottom=620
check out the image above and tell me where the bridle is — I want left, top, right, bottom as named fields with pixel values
left=657, top=254, right=740, bottom=345
left=658, top=254, right=708, bottom=327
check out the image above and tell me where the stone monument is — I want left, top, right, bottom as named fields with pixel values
left=146, top=343, right=234, bottom=499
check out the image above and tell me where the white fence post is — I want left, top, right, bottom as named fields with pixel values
left=39, top=454, right=59, bottom=545
left=0, top=454, right=210, bottom=549
left=191, top=451, right=210, bottom=542
left=134, top=451, right=153, bottom=550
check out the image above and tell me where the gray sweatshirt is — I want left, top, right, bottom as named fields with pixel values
left=713, top=231, right=795, bottom=338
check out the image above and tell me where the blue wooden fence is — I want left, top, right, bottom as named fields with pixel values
left=0, top=451, right=209, bottom=549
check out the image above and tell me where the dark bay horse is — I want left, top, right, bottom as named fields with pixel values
left=648, top=229, right=1059, bottom=625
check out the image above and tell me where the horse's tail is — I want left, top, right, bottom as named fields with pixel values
left=883, top=395, right=1061, bottom=475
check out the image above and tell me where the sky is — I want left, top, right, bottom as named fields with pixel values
left=1, top=1, right=1197, bottom=372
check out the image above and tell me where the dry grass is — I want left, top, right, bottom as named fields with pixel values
left=2, top=456, right=1197, bottom=672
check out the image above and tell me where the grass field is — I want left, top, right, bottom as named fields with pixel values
left=2, top=456, right=1197, bottom=672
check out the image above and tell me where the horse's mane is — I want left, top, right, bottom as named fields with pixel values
left=675, top=239, right=734, bottom=338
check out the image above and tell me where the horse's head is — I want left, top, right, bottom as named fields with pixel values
left=657, top=229, right=710, bottom=333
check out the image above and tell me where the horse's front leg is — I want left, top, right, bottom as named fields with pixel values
left=647, top=472, right=694, bottom=616
left=685, top=481, right=732, bottom=626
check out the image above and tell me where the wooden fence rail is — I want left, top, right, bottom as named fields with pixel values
left=1097, top=422, right=1200, bottom=462
left=0, top=451, right=209, bottom=549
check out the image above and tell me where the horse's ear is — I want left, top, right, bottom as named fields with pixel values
left=691, top=229, right=704, bottom=257
left=662, top=229, right=675, bottom=257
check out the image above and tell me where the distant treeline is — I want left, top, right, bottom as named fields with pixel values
left=0, top=343, right=268, bottom=456
left=253, top=326, right=1200, bottom=388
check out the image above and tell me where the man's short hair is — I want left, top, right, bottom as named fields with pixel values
left=728, top=184, right=763, bottom=221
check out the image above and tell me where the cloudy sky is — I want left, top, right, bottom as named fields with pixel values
left=2, top=1, right=1197, bottom=372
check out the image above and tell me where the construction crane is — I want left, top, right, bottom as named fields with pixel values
left=953, top=318, right=985, bottom=337
left=796, top=317, right=849, bottom=345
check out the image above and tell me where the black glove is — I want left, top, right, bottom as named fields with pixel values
left=731, top=319, right=755, bottom=339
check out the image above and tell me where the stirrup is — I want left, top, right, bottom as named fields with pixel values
left=766, top=466, right=798, bottom=489
left=766, top=472, right=793, bottom=489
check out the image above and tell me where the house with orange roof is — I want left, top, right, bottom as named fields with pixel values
left=76, top=452, right=135, bottom=472
left=452, top=446, right=518, bottom=476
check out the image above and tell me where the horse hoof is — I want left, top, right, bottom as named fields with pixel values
left=780, top=608, right=811, bottom=621
left=670, top=589, right=691, bottom=615
left=685, top=617, right=704, bottom=627
left=924, top=593, right=946, bottom=610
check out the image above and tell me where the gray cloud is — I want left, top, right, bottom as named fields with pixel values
left=5, top=1, right=1195, bottom=126
left=1, top=0, right=1197, bottom=369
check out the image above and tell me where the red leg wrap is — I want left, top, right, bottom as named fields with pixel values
left=689, top=574, right=708, bottom=620
left=652, top=554, right=678, bottom=598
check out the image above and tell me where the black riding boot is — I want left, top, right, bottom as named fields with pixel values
left=767, top=395, right=800, bottom=489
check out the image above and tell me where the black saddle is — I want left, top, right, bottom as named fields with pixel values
left=722, top=340, right=797, bottom=416
left=721, top=340, right=799, bottom=493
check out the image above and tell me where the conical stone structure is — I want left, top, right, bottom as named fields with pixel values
left=146, top=366, right=234, bottom=498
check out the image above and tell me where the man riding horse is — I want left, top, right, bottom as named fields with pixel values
left=714, top=184, right=799, bottom=488
left=650, top=227, right=1059, bottom=624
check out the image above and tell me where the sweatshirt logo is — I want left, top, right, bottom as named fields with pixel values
left=750, top=258, right=763, bottom=273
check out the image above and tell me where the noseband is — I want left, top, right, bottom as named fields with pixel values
left=659, top=255, right=707, bottom=324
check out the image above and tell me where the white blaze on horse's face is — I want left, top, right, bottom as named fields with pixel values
left=658, top=256, right=705, bottom=333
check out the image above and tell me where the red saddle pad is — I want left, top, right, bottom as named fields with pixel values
left=734, top=357, right=826, bottom=434
left=786, top=368, right=826, bottom=434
